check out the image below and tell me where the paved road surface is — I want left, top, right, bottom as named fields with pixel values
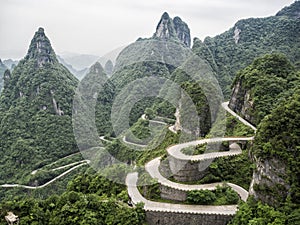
left=126, top=172, right=238, bottom=215
left=122, top=136, right=147, bottom=147
left=222, top=102, right=257, bottom=132
left=145, top=157, right=248, bottom=201
left=1, top=160, right=89, bottom=189
left=126, top=101, right=257, bottom=214
left=167, top=137, right=253, bottom=161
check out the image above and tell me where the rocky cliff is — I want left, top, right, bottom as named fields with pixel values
left=153, top=12, right=191, bottom=47
left=228, top=53, right=299, bottom=126
left=228, top=52, right=300, bottom=207
left=249, top=89, right=300, bottom=207
left=25, top=27, right=58, bottom=67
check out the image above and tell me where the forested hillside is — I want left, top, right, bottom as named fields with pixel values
left=230, top=88, right=300, bottom=225
left=0, top=59, right=7, bottom=92
left=0, top=28, right=79, bottom=185
left=192, top=1, right=300, bottom=97
left=229, top=53, right=300, bottom=126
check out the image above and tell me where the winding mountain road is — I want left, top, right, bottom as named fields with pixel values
left=122, top=114, right=168, bottom=147
left=126, top=101, right=256, bottom=214
left=146, top=156, right=249, bottom=202
left=1, top=160, right=90, bottom=189
left=122, top=136, right=147, bottom=148
left=126, top=172, right=238, bottom=215
left=222, top=102, right=257, bottom=132
left=167, top=137, right=253, bottom=161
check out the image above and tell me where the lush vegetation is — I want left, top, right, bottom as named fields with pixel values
left=225, top=113, right=255, bottom=137
left=0, top=169, right=145, bottom=225
left=0, top=29, right=79, bottom=186
left=187, top=184, right=240, bottom=205
left=252, top=88, right=300, bottom=206
left=230, top=197, right=300, bottom=225
left=181, top=143, right=207, bottom=155
left=228, top=62, right=300, bottom=224
left=230, top=53, right=300, bottom=125
left=192, top=1, right=300, bottom=97
left=136, top=129, right=179, bottom=165
left=1, top=2, right=299, bottom=224
left=172, top=147, right=253, bottom=190
left=0, top=59, right=7, bottom=92
left=181, top=142, right=230, bottom=156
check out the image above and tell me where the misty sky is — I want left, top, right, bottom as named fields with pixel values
left=0, top=0, right=296, bottom=59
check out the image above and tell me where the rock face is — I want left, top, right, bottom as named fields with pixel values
left=228, top=79, right=253, bottom=123
left=153, top=12, right=191, bottom=48
left=249, top=158, right=290, bottom=206
left=173, top=16, right=191, bottom=47
left=228, top=54, right=300, bottom=208
left=249, top=89, right=300, bottom=207
left=228, top=53, right=297, bottom=126
left=25, top=27, right=58, bottom=67
left=104, top=60, right=114, bottom=75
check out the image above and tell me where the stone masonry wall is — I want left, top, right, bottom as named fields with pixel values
left=146, top=211, right=233, bottom=225
left=168, top=156, right=211, bottom=182
left=160, top=185, right=187, bottom=201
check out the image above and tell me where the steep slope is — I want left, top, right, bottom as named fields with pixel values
left=192, top=1, right=300, bottom=97
left=103, top=12, right=216, bottom=140
left=228, top=53, right=300, bottom=224
left=76, top=61, right=115, bottom=138
left=276, top=0, right=300, bottom=18
left=249, top=88, right=300, bottom=206
left=228, top=53, right=300, bottom=126
left=153, top=12, right=191, bottom=47
left=0, top=28, right=78, bottom=183
left=0, top=59, right=7, bottom=92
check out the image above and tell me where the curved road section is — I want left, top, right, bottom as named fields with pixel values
left=122, top=114, right=167, bottom=147
left=1, top=160, right=90, bottom=189
left=222, top=102, right=257, bottom=132
left=167, top=137, right=253, bottom=161
left=126, top=102, right=256, bottom=214
left=126, top=172, right=238, bottom=215
left=145, top=157, right=249, bottom=202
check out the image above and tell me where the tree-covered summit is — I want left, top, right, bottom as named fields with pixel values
left=0, top=28, right=78, bottom=185
left=276, top=0, right=300, bottom=19
left=192, top=1, right=300, bottom=97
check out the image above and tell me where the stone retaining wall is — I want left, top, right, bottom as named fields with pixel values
left=146, top=211, right=233, bottom=225
left=160, top=185, right=187, bottom=201
left=168, top=156, right=211, bottom=182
